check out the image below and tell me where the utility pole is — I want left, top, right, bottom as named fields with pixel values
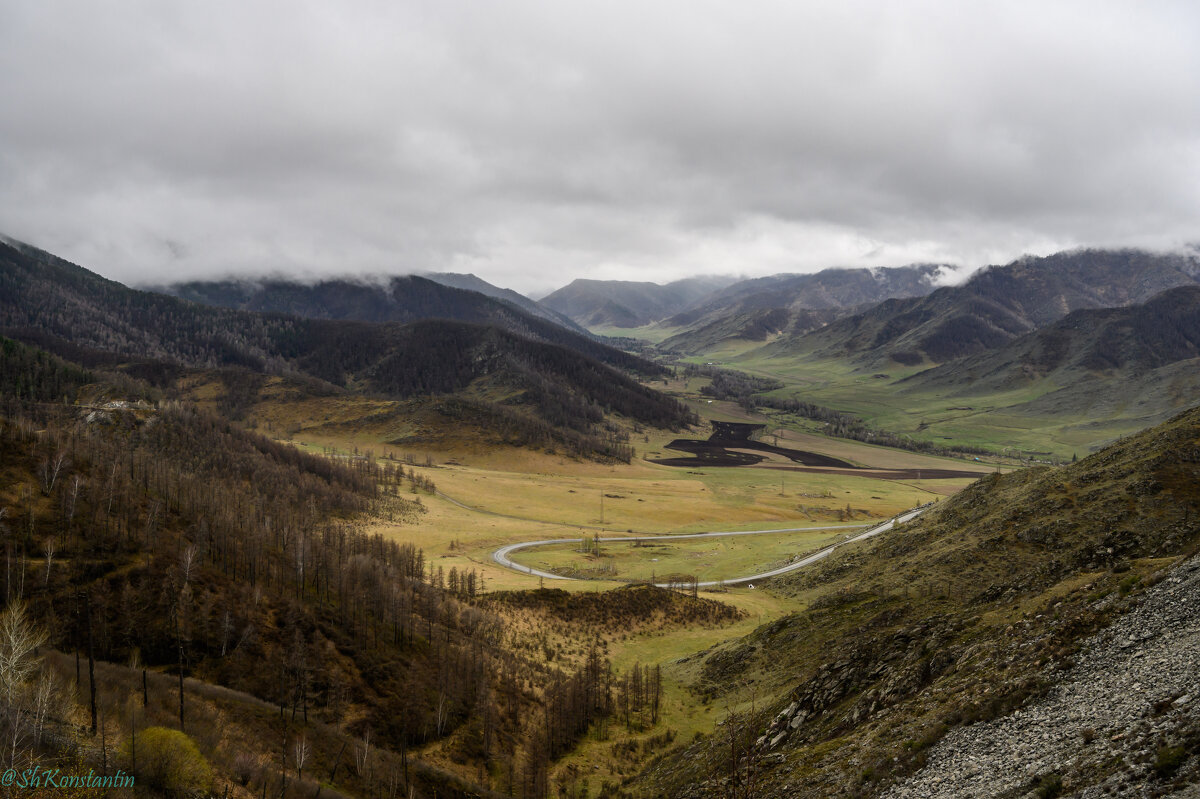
left=600, top=491, right=604, bottom=524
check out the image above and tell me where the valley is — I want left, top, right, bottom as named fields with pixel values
left=223, top=370, right=1002, bottom=793
left=11, top=4, right=1200, bottom=795
left=1, top=237, right=1198, bottom=798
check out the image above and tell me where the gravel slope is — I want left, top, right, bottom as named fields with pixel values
left=885, top=555, right=1200, bottom=798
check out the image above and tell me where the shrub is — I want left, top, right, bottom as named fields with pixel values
left=122, top=727, right=214, bottom=797
left=1118, top=575, right=1141, bottom=596
left=1153, top=744, right=1186, bottom=778
left=1034, top=772, right=1063, bottom=798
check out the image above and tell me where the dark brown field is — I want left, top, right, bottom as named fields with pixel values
left=651, top=421, right=989, bottom=480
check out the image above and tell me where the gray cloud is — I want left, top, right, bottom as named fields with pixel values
left=2, top=1, right=1198, bottom=295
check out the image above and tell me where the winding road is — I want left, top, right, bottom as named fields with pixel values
left=490, top=505, right=930, bottom=588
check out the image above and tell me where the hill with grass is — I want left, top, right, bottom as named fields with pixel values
left=771, top=249, right=1200, bottom=367
left=539, top=276, right=734, bottom=328
left=635, top=404, right=1200, bottom=797
left=857, top=284, right=1200, bottom=455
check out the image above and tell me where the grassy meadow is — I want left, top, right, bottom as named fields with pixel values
left=510, top=528, right=856, bottom=583
left=674, top=348, right=1145, bottom=460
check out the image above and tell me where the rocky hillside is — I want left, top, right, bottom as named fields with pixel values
left=634, top=404, right=1200, bottom=797
left=886, top=553, right=1200, bottom=798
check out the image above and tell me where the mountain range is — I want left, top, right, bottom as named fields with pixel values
left=160, top=271, right=586, bottom=334
left=148, top=248, right=1200, bottom=374
left=782, top=248, right=1200, bottom=366
left=906, top=283, right=1200, bottom=394
left=419, top=271, right=586, bottom=332
left=9, top=231, right=1200, bottom=459
left=156, top=272, right=608, bottom=359
left=658, top=264, right=949, bottom=353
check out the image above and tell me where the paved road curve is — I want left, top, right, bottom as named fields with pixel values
left=490, top=505, right=931, bottom=588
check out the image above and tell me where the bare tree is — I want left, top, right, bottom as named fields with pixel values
left=293, top=735, right=310, bottom=779
left=219, top=610, right=233, bottom=657
left=37, top=452, right=67, bottom=496
left=64, top=476, right=82, bottom=530
left=435, top=691, right=448, bottom=737
left=31, top=671, right=58, bottom=747
left=0, top=602, right=47, bottom=768
left=353, top=729, right=372, bottom=778
left=0, top=510, right=7, bottom=606
left=179, top=545, right=198, bottom=586
left=41, top=540, right=54, bottom=587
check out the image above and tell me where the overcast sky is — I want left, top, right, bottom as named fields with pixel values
left=2, top=2, right=1198, bottom=296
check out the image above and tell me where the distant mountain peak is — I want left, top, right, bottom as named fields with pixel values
left=539, top=275, right=737, bottom=328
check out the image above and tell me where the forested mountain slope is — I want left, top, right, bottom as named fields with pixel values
left=0, top=336, right=496, bottom=797
left=159, top=272, right=598, bottom=353
left=0, top=238, right=695, bottom=459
